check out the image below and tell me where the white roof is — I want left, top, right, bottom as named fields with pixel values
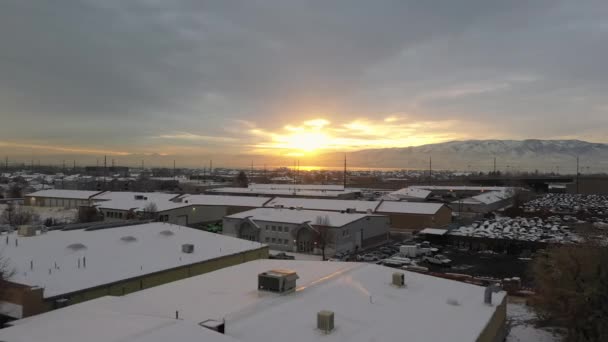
left=208, top=187, right=357, bottom=198
left=3, top=222, right=264, bottom=298
left=181, top=194, right=272, bottom=207
left=225, top=208, right=371, bottom=227
left=454, top=190, right=509, bottom=205
left=409, top=185, right=512, bottom=192
left=376, top=201, right=445, bottom=215
left=419, top=228, right=449, bottom=236
left=249, top=183, right=345, bottom=191
left=2, top=260, right=506, bottom=342
left=25, top=189, right=101, bottom=200
left=388, top=188, right=432, bottom=199
left=264, top=197, right=380, bottom=212
left=92, top=191, right=184, bottom=212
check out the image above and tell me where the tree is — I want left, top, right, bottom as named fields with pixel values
left=234, top=171, right=249, bottom=188
left=8, top=184, right=22, bottom=199
left=77, top=206, right=102, bottom=223
left=530, top=241, right=608, bottom=342
left=141, top=202, right=159, bottom=220
left=315, top=215, right=334, bottom=261
left=0, top=253, right=16, bottom=317
left=0, top=203, right=39, bottom=226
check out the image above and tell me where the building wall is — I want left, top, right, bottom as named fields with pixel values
left=223, top=214, right=389, bottom=255
left=378, top=206, right=452, bottom=231
left=567, top=178, right=608, bottom=195
left=24, top=196, right=91, bottom=209
left=6, top=246, right=268, bottom=318
left=476, top=295, right=507, bottom=342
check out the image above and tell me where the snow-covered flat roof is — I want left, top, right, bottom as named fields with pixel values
left=3, top=222, right=265, bottom=298
left=264, top=197, right=380, bottom=212
left=2, top=260, right=506, bottom=342
left=419, top=228, right=449, bottom=236
left=376, top=201, right=445, bottom=215
left=208, top=187, right=358, bottom=197
left=181, top=194, right=272, bottom=207
left=389, top=187, right=432, bottom=199
left=25, top=189, right=101, bottom=200
left=92, top=191, right=184, bottom=212
left=225, top=208, right=372, bottom=227
left=249, top=183, right=345, bottom=191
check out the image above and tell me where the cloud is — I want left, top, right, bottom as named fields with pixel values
left=1, top=0, right=608, bottom=162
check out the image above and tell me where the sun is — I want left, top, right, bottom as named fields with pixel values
left=279, top=131, right=332, bottom=155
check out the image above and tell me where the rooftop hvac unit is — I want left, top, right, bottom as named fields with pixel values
left=199, top=319, right=225, bottom=334
left=392, top=272, right=405, bottom=287
left=317, top=310, right=334, bottom=333
left=274, top=205, right=284, bottom=209
left=346, top=208, right=356, bottom=213
left=181, top=244, right=194, bottom=253
left=134, top=195, right=145, bottom=200
left=18, top=225, right=37, bottom=237
left=258, top=269, right=299, bottom=293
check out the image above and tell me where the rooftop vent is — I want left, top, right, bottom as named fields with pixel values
left=134, top=195, right=146, bottom=200
left=66, top=243, right=87, bottom=251
left=200, top=319, right=225, bottom=334
left=274, top=205, right=284, bottom=209
left=120, top=236, right=137, bottom=243
left=392, top=272, right=405, bottom=287
left=317, top=310, right=334, bottom=333
left=159, top=230, right=174, bottom=237
left=258, top=269, right=299, bottom=293
left=182, top=244, right=194, bottom=253
left=484, top=283, right=502, bottom=305
left=346, top=208, right=356, bottom=213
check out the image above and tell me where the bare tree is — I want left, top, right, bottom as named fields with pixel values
left=315, top=215, right=334, bottom=261
left=0, top=203, right=39, bottom=226
left=0, top=254, right=16, bottom=310
left=529, top=239, right=608, bottom=342
left=234, top=171, right=249, bottom=188
left=141, top=202, right=159, bottom=220
left=8, top=184, right=22, bottom=199
left=77, top=206, right=102, bottom=223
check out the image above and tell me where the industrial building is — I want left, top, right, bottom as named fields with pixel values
left=0, top=222, right=268, bottom=320
left=375, top=201, right=452, bottom=232
left=24, top=189, right=103, bottom=209
left=206, top=185, right=361, bottom=199
left=223, top=208, right=389, bottom=256
left=0, top=260, right=508, bottom=342
left=264, top=197, right=380, bottom=213
left=94, top=192, right=272, bottom=227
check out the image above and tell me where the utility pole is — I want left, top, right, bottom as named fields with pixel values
left=141, top=159, right=144, bottom=171
left=103, top=155, right=107, bottom=190
left=173, top=160, right=176, bottom=180
left=210, top=160, right=213, bottom=176
left=429, top=156, right=432, bottom=184
left=73, top=160, right=76, bottom=172
left=493, top=157, right=496, bottom=174
left=343, top=154, right=347, bottom=188
left=4, top=156, right=8, bottom=172
left=576, top=156, right=580, bottom=194
left=62, top=160, right=66, bottom=174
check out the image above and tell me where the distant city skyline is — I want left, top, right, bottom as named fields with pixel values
left=2, top=1, right=608, bottom=160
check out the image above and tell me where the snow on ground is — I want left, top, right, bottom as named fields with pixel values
left=0, top=204, right=77, bottom=225
left=506, top=298, right=562, bottom=342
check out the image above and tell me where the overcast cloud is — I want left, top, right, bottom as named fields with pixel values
left=1, top=0, right=608, bottom=160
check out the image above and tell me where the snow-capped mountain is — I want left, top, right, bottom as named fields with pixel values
left=314, top=140, right=608, bottom=172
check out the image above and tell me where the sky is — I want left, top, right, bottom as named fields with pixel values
left=1, top=0, right=608, bottom=166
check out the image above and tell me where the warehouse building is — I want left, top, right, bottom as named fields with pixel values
left=264, top=197, right=380, bottom=213
left=223, top=208, right=389, bottom=256
left=206, top=186, right=361, bottom=199
left=24, top=189, right=103, bottom=209
left=93, top=192, right=271, bottom=227
left=0, top=222, right=268, bottom=320
left=0, top=259, right=508, bottom=342
left=375, top=201, right=452, bottom=232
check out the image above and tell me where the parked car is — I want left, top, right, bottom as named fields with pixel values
left=361, top=254, right=379, bottom=262
left=269, top=252, right=295, bottom=260
left=423, top=254, right=452, bottom=266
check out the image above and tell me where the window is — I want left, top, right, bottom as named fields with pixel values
left=284, top=239, right=289, bottom=245
left=265, top=225, right=269, bottom=230
left=271, top=226, right=276, bottom=231
left=265, top=237, right=270, bottom=242
left=271, top=238, right=276, bottom=243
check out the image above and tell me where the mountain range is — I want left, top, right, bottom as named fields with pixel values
left=313, top=140, right=608, bottom=173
